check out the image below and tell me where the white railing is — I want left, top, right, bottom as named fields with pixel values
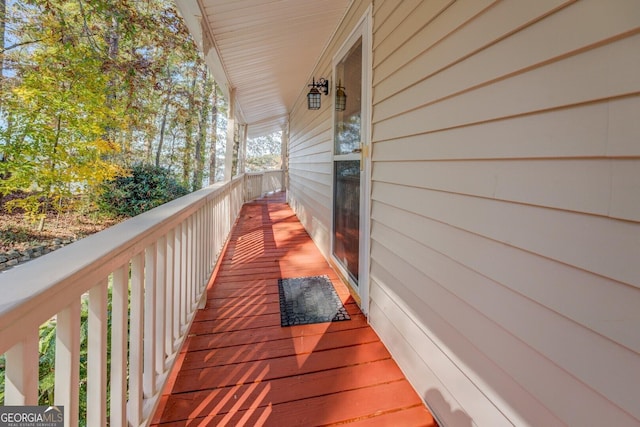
left=0, top=175, right=250, bottom=427
left=244, top=169, right=285, bottom=201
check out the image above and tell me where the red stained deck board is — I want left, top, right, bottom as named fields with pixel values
left=182, top=317, right=375, bottom=353
left=155, top=381, right=425, bottom=427
left=208, top=274, right=347, bottom=294
left=190, top=312, right=283, bottom=335
left=344, top=406, right=437, bottom=427
left=192, top=300, right=359, bottom=324
left=204, top=292, right=280, bottom=308
left=152, top=192, right=436, bottom=426
left=193, top=301, right=282, bottom=322
left=204, top=290, right=353, bottom=311
left=216, top=264, right=338, bottom=277
left=158, top=359, right=406, bottom=423
left=179, top=337, right=384, bottom=370
left=172, top=341, right=394, bottom=393
left=205, top=285, right=280, bottom=299
left=191, top=311, right=367, bottom=336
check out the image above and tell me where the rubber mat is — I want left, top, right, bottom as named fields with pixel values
left=278, top=275, right=351, bottom=327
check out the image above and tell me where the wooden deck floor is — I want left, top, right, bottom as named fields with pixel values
left=152, top=192, right=436, bottom=426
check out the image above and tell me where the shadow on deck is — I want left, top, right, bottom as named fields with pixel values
left=151, top=192, right=436, bottom=426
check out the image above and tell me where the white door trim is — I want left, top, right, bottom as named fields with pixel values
left=330, top=6, right=372, bottom=316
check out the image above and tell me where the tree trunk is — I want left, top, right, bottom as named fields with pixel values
left=167, top=132, right=177, bottom=170
left=0, top=0, right=6, bottom=170
left=124, top=126, right=134, bottom=166
left=0, top=0, right=5, bottom=79
left=231, top=123, right=240, bottom=177
left=182, top=64, right=198, bottom=187
left=104, top=13, right=119, bottom=143
left=192, top=67, right=211, bottom=191
left=155, top=69, right=173, bottom=167
left=155, top=93, right=171, bottom=167
left=208, top=82, right=218, bottom=185
left=39, top=115, right=63, bottom=232
left=143, top=129, right=152, bottom=164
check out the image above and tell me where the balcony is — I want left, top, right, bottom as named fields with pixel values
left=0, top=171, right=435, bottom=426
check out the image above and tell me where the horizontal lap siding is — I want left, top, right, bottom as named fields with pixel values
left=369, top=1, right=640, bottom=427
left=288, top=0, right=373, bottom=259
left=288, top=101, right=332, bottom=256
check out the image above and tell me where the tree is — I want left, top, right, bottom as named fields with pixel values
left=0, top=1, right=123, bottom=228
left=0, top=0, right=5, bottom=77
left=231, top=122, right=240, bottom=176
left=0, top=0, right=228, bottom=227
left=245, top=131, right=282, bottom=172
left=98, top=164, right=189, bottom=217
left=208, top=81, right=219, bottom=185
left=181, top=61, right=198, bottom=187
left=208, top=82, right=228, bottom=184
left=192, top=66, right=212, bottom=191
left=155, top=63, right=173, bottom=167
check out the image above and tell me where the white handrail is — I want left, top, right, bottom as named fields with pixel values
left=245, top=169, right=285, bottom=201
left=0, top=175, right=248, bottom=427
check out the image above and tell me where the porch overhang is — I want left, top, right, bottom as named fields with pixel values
left=174, top=0, right=351, bottom=139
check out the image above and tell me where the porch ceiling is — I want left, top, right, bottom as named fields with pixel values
left=175, top=0, right=351, bottom=139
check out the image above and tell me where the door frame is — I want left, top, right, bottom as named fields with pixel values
left=330, top=6, right=372, bottom=316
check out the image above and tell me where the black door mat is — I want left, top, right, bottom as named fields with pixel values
left=278, top=275, right=351, bottom=327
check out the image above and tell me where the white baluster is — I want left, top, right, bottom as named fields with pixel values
left=4, top=331, right=39, bottom=405
left=87, top=280, right=108, bottom=426
left=181, top=222, right=188, bottom=330
left=165, top=228, right=175, bottom=356
left=110, top=265, right=129, bottom=427
left=144, top=244, right=157, bottom=399
left=173, top=226, right=182, bottom=346
left=55, top=300, right=81, bottom=427
left=128, top=253, right=144, bottom=426
left=189, top=216, right=195, bottom=309
left=155, top=236, right=167, bottom=375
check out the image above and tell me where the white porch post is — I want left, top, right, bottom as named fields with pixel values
left=224, top=87, right=236, bottom=181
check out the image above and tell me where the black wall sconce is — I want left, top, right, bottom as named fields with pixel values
left=335, top=80, right=346, bottom=111
left=307, top=77, right=329, bottom=110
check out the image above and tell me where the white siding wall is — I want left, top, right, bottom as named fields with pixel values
left=369, top=0, right=640, bottom=425
left=289, top=0, right=640, bottom=426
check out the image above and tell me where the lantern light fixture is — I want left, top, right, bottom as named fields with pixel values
left=307, top=77, right=329, bottom=110
left=335, top=80, right=346, bottom=111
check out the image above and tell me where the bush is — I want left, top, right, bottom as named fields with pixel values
left=97, top=164, right=190, bottom=217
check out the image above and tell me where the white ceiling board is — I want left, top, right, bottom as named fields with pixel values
left=175, top=0, right=350, bottom=139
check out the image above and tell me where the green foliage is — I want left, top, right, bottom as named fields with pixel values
left=38, top=317, right=58, bottom=406
left=0, top=1, right=125, bottom=223
left=98, top=164, right=189, bottom=217
left=0, top=224, right=32, bottom=246
left=1, top=0, right=226, bottom=224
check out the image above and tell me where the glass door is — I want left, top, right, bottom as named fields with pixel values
left=332, top=38, right=363, bottom=286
